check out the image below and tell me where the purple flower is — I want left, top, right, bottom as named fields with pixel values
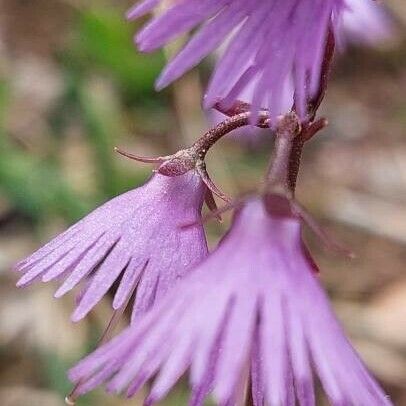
left=335, top=0, right=394, bottom=47
left=127, top=0, right=345, bottom=118
left=69, top=198, right=391, bottom=405
left=15, top=171, right=208, bottom=322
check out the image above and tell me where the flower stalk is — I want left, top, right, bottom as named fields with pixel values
left=115, top=110, right=272, bottom=203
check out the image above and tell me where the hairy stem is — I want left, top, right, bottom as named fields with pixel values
left=266, top=113, right=300, bottom=194
left=267, top=27, right=335, bottom=195
left=191, top=111, right=270, bottom=158
left=287, top=135, right=305, bottom=192
left=308, top=27, right=336, bottom=120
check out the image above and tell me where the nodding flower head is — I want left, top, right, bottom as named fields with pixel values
left=127, top=0, right=346, bottom=119
left=15, top=171, right=208, bottom=323
left=68, top=198, right=391, bottom=406
left=127, top=0, right=394, bottom=120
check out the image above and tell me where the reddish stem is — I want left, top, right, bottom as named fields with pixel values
left=308, top=27, right=336, bottom=121
left=191, top=111, right=270, bottom=157
left=287, top=118, right=328, bottom=192
left=271, top=27, right=335, bottom=194
left=266, top=113, right=301, bottom=192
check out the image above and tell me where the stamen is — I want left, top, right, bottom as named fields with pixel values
left=204, top=189, right=222, bottom=222
left=65, top=315, right=123, bottom=404
left=65, top=262, right=146, bottom=404
left=64, top=395, right=76, bottom=405
left=291, top=200, right=355, bottom=259
left=181, top=199, right=244, bottom=229
left=196, top=161, right=231, bottom=203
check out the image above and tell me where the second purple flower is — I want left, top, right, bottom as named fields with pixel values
left=69, top=197, right=391, bottom=405
left=15, top=171, right=208, bottom=322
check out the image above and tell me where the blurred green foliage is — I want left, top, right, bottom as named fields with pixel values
left=0, top=81, right=88, bottom=222
left=0, top=5, right=170, bottom=403
left=0, top=4, right=166, bottom=226
left=68, top=7, right=166, bottom=104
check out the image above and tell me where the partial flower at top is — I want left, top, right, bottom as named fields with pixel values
left=69, top=198, right=392, bottom=405
left=15, top=171, right=208, bottom=323
left=127, top=0, right=346, bottom=119
left=208, top=0, right=394, bottom=145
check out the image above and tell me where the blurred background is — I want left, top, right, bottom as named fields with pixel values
left=0, top=0, right=405, bottom=405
